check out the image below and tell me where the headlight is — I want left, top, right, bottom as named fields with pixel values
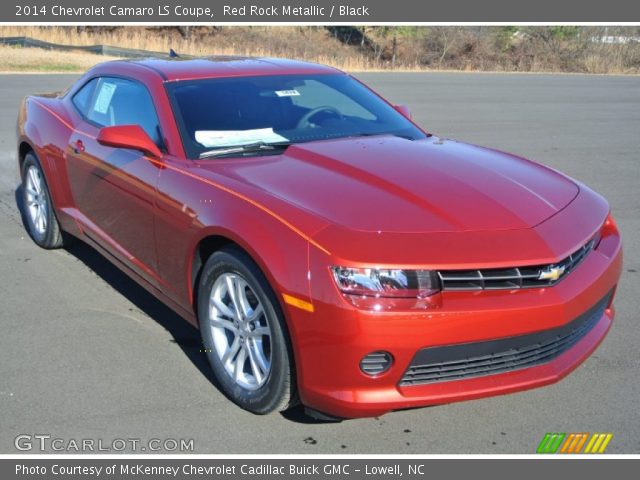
left=331, top=266, right=440, bottom=299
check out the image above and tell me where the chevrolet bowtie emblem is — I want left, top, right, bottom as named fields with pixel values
left=538, top=265, right=566, bottom=281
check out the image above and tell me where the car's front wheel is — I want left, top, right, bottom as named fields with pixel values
left=197, top=246, right=296, bottom=414
left=21, top=152, right=65, bottom=249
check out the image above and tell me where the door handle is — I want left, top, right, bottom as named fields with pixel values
left=72, top=139, right=85, bottom=154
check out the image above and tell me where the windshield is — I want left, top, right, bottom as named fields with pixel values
left=166, top=73, right=427, bottom=159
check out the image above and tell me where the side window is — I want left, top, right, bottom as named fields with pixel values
left=291, top=80, right=375, bottom=120
left=71, top=78, right=98, bottom=117
left=84, top=77, right=162, bottom=147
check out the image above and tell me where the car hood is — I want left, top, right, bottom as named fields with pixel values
left=201, top=135, right=579, bottom=234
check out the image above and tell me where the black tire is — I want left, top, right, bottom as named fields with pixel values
left=197, top=246, right=296, bottom=414
left=21, top=152, right=66, bottom=249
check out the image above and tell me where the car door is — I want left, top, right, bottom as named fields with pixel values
left=66, top=76, right=164, bottom=286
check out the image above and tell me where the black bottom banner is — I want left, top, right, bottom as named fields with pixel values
left=3, top=458, right=636, bottom=480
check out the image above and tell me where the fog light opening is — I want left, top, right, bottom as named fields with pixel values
left=360, top=351, right=393, bottom=376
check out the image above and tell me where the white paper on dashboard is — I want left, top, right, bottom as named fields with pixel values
left=195, top=128, right=288, bottom=148
left=93, top=82, right=117, bottom=115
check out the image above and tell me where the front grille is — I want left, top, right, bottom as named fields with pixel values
left=438, top=238, right=597, bottom=291
left=399, top=291, right=611, bottom=386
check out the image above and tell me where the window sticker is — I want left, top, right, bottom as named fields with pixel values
left=274, top=89, right=300, bottom=97
left=195, top=128, right=289, bottom=148
left=93, top=82, right=117, bottom=115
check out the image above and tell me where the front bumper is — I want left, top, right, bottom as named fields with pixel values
left=286, top=215, right=622, bottom=419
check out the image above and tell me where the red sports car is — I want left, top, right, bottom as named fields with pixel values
left=17, top=57, right=622, bottom=419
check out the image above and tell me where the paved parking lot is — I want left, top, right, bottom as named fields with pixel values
left=0, top=72, right=638, bottom=453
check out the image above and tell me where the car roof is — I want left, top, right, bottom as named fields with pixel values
left=114, top=56, right=342, bottom=82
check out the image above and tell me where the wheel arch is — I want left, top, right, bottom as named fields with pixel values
left=18, top=140, right=35, bottom=175
left=188, top=230, right=296, bottom=327
left=190, top=234, right=236, bottom=307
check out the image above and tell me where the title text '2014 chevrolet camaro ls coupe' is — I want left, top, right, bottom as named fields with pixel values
left=17, top=57, right=622, bottom=419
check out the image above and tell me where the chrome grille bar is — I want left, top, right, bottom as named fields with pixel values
left=438, top=238, right=597, bottom=291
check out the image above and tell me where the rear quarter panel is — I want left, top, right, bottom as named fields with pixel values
left=18, top=94, right=78, bottom=233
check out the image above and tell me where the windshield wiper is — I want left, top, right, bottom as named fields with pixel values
left=347, top=132, right=416, bottom=141
left=199, top=141, right=291, bottom=159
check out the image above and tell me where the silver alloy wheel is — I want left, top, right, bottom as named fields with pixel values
left=24, top=165, right=47, bottom=235
left=209, top=272, right=272, bottom=390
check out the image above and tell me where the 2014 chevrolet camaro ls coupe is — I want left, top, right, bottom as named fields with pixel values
left=17, top=58, right=622, bottom=418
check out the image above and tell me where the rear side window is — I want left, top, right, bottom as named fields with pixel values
left=71, top=78, right=98, bottom=117
left=74, top=76, right=162, bottom=147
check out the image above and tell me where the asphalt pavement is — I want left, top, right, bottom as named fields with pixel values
left=0, top=72, right=638, bottom=454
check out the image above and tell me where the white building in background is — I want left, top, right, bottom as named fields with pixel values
left=592, top=35, right=640, bottom=44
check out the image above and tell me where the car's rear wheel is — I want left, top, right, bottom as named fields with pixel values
left=197, top=246, right=296, bottom=414
left=21, top=152, right=65, bottom=249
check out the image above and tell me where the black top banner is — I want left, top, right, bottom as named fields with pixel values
left=6, top=0, right=640, bottom=23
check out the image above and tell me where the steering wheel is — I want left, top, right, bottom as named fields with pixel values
left=296, top=106, right=344, bottom=129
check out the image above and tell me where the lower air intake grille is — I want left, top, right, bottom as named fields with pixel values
left=399, top=291, right=611, bottom=386
left=437, top=238, right=597, bottom=291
